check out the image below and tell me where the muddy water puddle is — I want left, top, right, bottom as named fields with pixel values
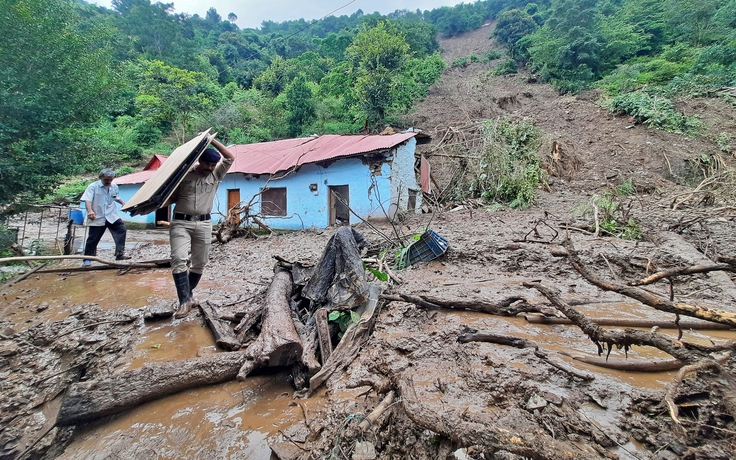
left=58, top=376, right=299, bottom=460
left=412, top=308, right=736, bottom=389
left=1, top=270, right=171, bottom=328
left=1, top=268, right=305, bottom=459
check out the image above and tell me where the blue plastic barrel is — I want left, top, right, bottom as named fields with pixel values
left=69, top=210, right=84, bottom=225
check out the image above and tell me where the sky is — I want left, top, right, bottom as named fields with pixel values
left=95, top=0, right=464, bottom=29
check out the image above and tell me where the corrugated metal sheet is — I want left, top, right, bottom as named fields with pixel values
left=121, top=131, right=213, bottom=216
left=420, top=155, right=431, bottom=193
left=116, top=133, right=417, bottom=185
left=230, top=133, right=416, bottom=175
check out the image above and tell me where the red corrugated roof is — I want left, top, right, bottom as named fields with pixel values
left=113, top=154, right=169, bottom=185
left=230, top=133, right=415, bottom=175
left=115, top=133, right=416, bottom=185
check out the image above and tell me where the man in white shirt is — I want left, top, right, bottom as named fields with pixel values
left=80, top=169, right=131, bottom=266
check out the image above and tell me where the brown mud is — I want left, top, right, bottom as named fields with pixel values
left=2, top=24, right=736, bottom=460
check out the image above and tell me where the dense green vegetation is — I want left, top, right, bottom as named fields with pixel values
left=1, top=0, right=734, bottom=208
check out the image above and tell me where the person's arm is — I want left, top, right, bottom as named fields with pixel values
left=211, top=138, right=234, bottom=160
left=81, top=184, right=97, bottom=220
left=85, top=200, right=96, bottom=220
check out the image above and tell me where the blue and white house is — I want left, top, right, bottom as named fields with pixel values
left=114, top=132, right=424, bottom=230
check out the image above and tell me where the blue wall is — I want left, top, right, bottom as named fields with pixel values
left=116, top=138, right=419, bottom=230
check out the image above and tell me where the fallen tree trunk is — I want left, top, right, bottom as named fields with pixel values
left=562, top=238, right=736, bottom=329
left=215, top=221, right=242, bottom=244
left=237, top=269, right=303, bottom=380
left=559, top=351, right=683, bottom=372
left=457, top=331, right=595, bottom=381
left=200, top=301, right=240, bottom=351
left=56, top=352, right=248, bottom=426
left=380, top=293, right=559, bottom=317
left=523, top=280, right=732, bottom=364
left=524, top=314, right=733, bottom=330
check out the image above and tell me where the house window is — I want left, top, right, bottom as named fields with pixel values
left=261, top=188, right=287, bottom=216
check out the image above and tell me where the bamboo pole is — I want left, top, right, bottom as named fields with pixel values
left=0, top=254, right=162, bottom=270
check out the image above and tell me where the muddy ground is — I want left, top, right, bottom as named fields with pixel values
left=2, top=24, right=736, bottom=460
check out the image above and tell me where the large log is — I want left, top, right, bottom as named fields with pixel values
left=524, top=314, right=733, bottom=330
left=56, top=352, right=248, bottom=426
left=199, top=301, right=241, bottom=351
left=380, top=293, right=558, bottom=317
left=237, top=269, right=303, bottom=380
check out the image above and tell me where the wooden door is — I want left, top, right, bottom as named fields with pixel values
left=227, top=189, right=241, bottom=224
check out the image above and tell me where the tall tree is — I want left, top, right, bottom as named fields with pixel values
left=0, top=0, right=120, bottom=206
left=494, top=9, right=538, bottom=57
left=345, top=21, right=411, bottom=127
left=111, top=0, right=194, bottom=68
left=285, top=76, right=316, bottom=137
left=133, top=60, right=221, bottom=143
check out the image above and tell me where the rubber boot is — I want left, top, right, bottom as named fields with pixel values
left=188, top=272, right=202, bottom=296
left=173, top=271, right=192, bottom=319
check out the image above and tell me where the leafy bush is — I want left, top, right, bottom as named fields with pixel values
left=41, top=179, right=89, bottom=204
left=607, top=91, right=703, bottom=135
left=473, top=117, right=544, bottom=209
left=115, top=166, right=135, bottom=176
left=491, top=58, right=518, bottom=75
left=451, top=57, right=469, bottom=68
left=484, top=49, right=505, bottom=61
left=716, top=132, right=732, bottom=154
